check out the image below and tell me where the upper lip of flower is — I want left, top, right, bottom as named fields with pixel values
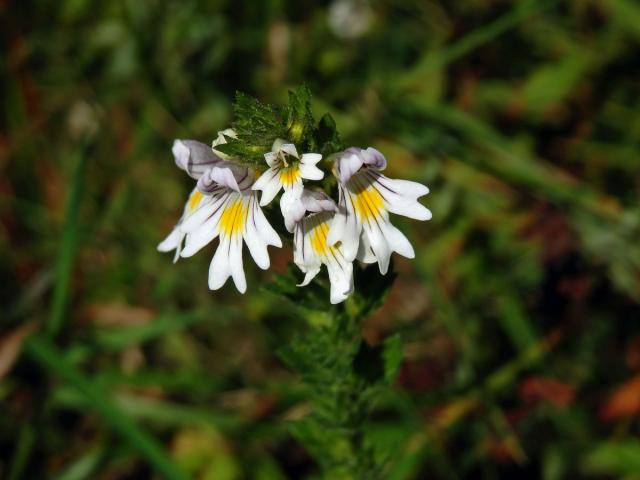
left=264, top=142, right=299, bottom=168
left=172, top=139, right=223, bottom=180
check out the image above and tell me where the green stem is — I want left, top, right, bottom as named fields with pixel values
left=47, top=140, right=89, bottom=337
left=7, top=422, right=35, bottom=480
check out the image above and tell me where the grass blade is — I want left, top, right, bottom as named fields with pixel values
left=47, top=141, right=89, bottom=337
left=25, top=335, right=187, bottom=480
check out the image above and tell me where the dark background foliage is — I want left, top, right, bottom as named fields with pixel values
left=1, top=0, right=640, bottom=478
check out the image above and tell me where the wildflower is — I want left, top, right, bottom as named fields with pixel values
left=293, top=190, right=354, bottom=304
left=160, top=162, right=282, bottom=293
left=252, top=139, right=324, bottom=232
left=328, top=147, right=431, bottom=274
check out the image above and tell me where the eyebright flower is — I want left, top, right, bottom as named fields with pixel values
left=328, top=147, right=431, bottom=274
left=252, top=139, right=324, bottom=232
left=159, top=161, right=281, bottom=293
left=293, top=190, right=354, bottom=304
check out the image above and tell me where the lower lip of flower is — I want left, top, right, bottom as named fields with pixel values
left=219, top=198, right=248, bottom=237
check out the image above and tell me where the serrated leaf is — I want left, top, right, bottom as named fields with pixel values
left=228, top=92, right=287, bottom=162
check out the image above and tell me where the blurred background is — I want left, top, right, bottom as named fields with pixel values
left=2, top=0, right=640, bottom=478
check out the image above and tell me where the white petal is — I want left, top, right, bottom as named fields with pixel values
left=363, top=220, right=391, bottom=274
left=297, top=266, right=321, bottom=287
left=281, top=143, right=299, bottom=159
left=180, top=201, right=228, bottom=257
left=172, top=139, right=221, bottom=179
left=158, top=227, right=184, bottom=263
left=369, top=174, right=431, bottom=220
left=328, top=189, right=361, bottom=261
left=229, top=233, right=246, bottom=293
left=327, top=187, right=347, bottom=244
left=264, top=151, right=279, bottom=168
left=252, top=167, right=283, bottom=206
left=383, top=223, right=415, bottom=259
left=281, top=189, right=305, bottom=233
left=207, top=165, right=241, bottom=192
left=300, top=153, right=322, bottom=165
left=256, top=170, right=283, bottom=206
left=171, top=140, right=190, bottom=171
left=387, top=200, right=432, bottom=221
left=326, top=260, right=354, bottom=304
left=209, top=238, right=231, bottom=290
left=158, top=227, right=182, bottom=253
left=179, top=196, right=222, bottom=233
left=299, top=163, right=324, bottom=181
left=300, top=189, right=336, bottom=214
left=377, top=175, right=429, bottom=199
left=362, top=147, right=387, bottom=170
left=294, top=219, right=322, bottom=274
left=252, top=196, right=282, bottom=247
left=244, top=202, right=270, bottom=269
left=356, top=232, right=376, bottom=264
left=252, top=167, right=278, bottom=191
left=336, top=152, right=364, bottom=184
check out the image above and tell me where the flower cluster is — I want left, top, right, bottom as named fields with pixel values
left=159, top=123, right=431, bottom=304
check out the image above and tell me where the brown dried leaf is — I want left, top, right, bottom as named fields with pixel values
left=519, top=377, right=576, bottom=408
left=0, top=321, right=38, bottom=379
left=82, top=302, right=154, bottom=327
left=600, top=375, right=640, bottom=421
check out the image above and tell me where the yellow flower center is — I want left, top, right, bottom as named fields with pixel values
left=187, top=190, right=203, bottom=212
left=309, top=220, right=332, bottom=256
left=352, top=183, right=384, bottom=221
left=280, top=166, right=300, bottom=188
left=219, top=198, right=248, bottom=237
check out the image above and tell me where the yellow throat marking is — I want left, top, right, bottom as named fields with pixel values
left=280, top=166, right=300, bottom=188
left=353, top=184, right=384, bottom=221
left=309, top=220, right=332, bottom=256
left=187, top=190, right=203, bottom=212
left=219, top=198, right=248, bottom=237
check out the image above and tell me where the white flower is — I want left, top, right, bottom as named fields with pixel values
left=328, top=147, right=431, bottom=274
left=159, top=162, right=282, bottom=293
left=293, top=190, right=354, bottom=304
left=252, top=139, right=324, bottom=232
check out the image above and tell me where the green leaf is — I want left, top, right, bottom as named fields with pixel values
left=582, top=440, right=640, bottom=476
left=221, top=91, right=287, bottom=163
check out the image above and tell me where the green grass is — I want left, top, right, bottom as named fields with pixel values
left=2, top=0, right=640, bottom=478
